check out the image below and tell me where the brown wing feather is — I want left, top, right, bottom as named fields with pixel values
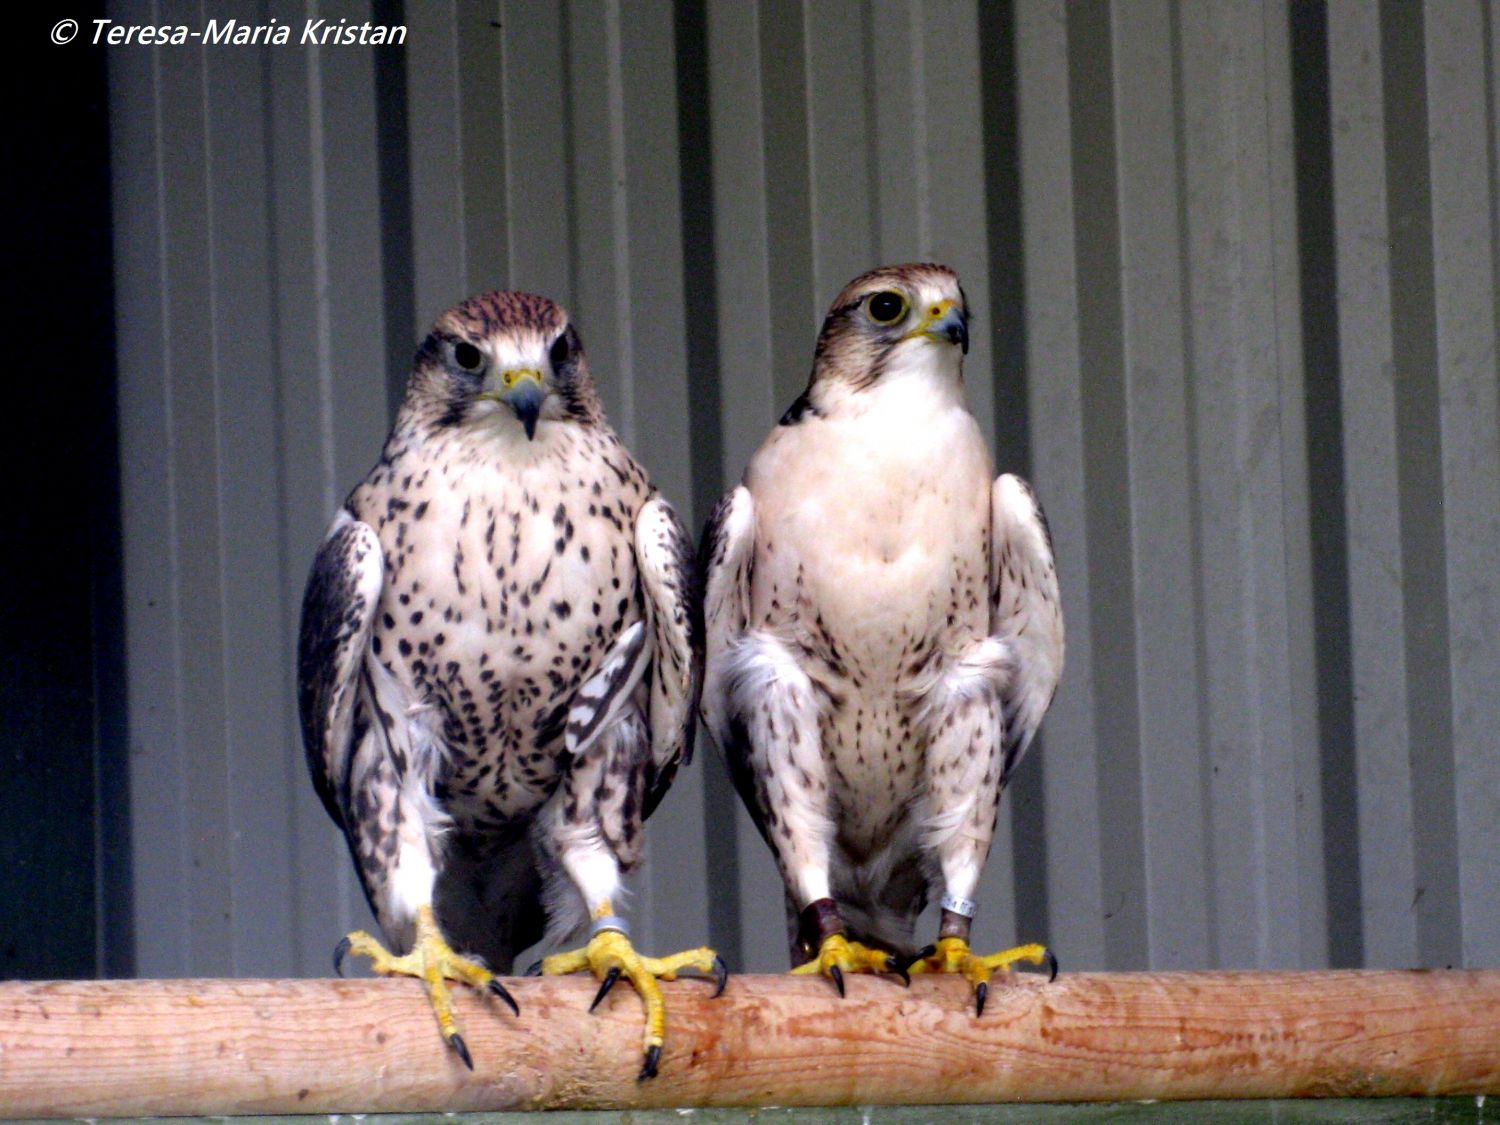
left=296, top=510, right=384, bottom=826
left=697, top=486, right=769, bottom=840
left=636, top=495, right=703, bottom=817
left=990, top=474, right=1065, bottom=783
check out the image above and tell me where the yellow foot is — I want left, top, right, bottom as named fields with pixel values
left=908, top=936, right=1058, bottom=1015
left=791, top=933, right=907, bottom=996
left=334, top=904, right=518, bottom=1069
left=538, top=928, right=726, bottom=1080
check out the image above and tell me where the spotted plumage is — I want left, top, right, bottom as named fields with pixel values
left=700, top=264, right=1063, bottom=998
left=298, top=291, right=712, bottom=1072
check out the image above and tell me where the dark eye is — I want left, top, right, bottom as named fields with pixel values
left=867, top=291, right=907, bottom=324
left=549, top=332, right=570, bottom=367
left=453, top=341, right=484, bottom=371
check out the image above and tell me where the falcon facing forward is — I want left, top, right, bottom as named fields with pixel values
left=701, top=264, right=1063, bottom=1011
left=298, top=291, right=721, bottom=1079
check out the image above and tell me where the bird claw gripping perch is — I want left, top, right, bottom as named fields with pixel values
left=908, top=935, right=1057, bottom=1015
left=789, top=898, right=908, bottom=995
left=333, top=904, right=519, bottom=1069
left=540, top=918, right=726, bottom=1081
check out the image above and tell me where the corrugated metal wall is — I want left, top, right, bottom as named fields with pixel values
left=106, top=0, right=1499, bottom=979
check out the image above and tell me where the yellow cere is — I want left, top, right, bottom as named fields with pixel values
left=905, top=298, right=958, bottom=342
left=501, top=367, right=544, bottom=389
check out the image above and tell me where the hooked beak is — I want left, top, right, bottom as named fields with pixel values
left=494, top=368, right=547, bottom=440
left=910, top=299, right=969, bottom=355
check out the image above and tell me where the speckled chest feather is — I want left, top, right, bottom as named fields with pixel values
left=349, top=420, right=651, bottom=832
left=745, top=379, right=994, bottom=855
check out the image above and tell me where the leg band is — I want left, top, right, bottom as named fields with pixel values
left=796, top=897, right=844, bottom=961
left=590, top=915, right=630, bottom=939
left=940, top=893, right=977, bottom=918
left=939, top=908, right=973, bottom=940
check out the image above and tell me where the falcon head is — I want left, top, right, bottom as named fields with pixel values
left=803, top=263, right=969, bottom=401
left=409, top=291, right=601, bottom=439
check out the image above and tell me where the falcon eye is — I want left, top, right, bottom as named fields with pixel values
left=867, top=291, right=907, bottom=325
left=549, top=332, right=570, bottom=367
left=453, top=341, right=485, bottom=372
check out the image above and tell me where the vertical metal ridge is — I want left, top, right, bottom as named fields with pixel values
left=453, top=2, right=470, bottom=291
left=461, top=3, right=507, bottom=293
left=758, top=0, right=815, bottom=409
left=705, top=0, right=809, bottom=967
left=1109, top=0, right=1213, bottom=969
left=559, top=0, right=581, bottom=311
left=1489, top=0, right=1500, bottom=311
left=672, top=0, right=740, bottom=968
left=1013, top=0, right=1107, bottom=970
left=1067, top=0, right=1149, bottom=970
left=1172, top=0, right=1317, bottom=970
left=1379, top=0, right=1461, bottom=969
left=80, top=8, right=133, bottom=979
left=859, top=2, right=881, bottom=266
left=497, top=3, right=519, bottom=289
left=804, top=0, right=876, bottom=303
left=153, top=23, right=193, bottom=977
left=1262, top=0, right=1329, bottom=973
left=604, top=0, right=635, bottom=441
left=676, top=0, right=725, bottom=525
left=1425, top=0, right=1500, bottom=968
left=978, top=0, right=1047, bottom=942
left=199, top=26, right=236, bottom=971
left=305, top=39, right=336, bottom=513
left=258, top=29, right=306, bottom=979
left=208, top=31, right=303, bottom=975
left=909, top=0, right=932, bottom=258
left=1165, top=0, right=1216, bottom=967
left=981, top=0, right=1029, bottom=473
left=157, top=28, right=192, bottom=974
left=1289, top=0, right=1362, bottom=969
left=374, top=0, right=414, bottom=420
left=110, top=10, right=190, bottom=975
left=1328, top=0, right=1420, bottom=968
left=158, top=22, right=234, bottom=974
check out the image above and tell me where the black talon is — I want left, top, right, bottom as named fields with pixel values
left=333, top=937, right=351, bottom=977
left=1044, top=950, right=1060, bottom=983
left=590, top=966, right=622, bottom=1013
left=975, top=980, right=988, bottom=1018
left=886, top=955, right=910, bottom=987
left=711, top=954, right=729, bottom=998
left=638, top=1043, right=661, bottom=1082
left=525, top=959, right=543, bottom=977
left=450, top=1033, right=475, bottom=1071
left=489, top=977, right=520, bottom=1016
left=829, top=964, right=845, bottom=998
left=896, top=945, right=934, bottom=978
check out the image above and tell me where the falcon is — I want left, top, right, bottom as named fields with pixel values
left=700, top=263, right=1063, bottom=1011
left=298, top=290, right=722, bottom=1079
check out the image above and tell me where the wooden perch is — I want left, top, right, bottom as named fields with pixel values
left=2, top=970, right=1498, bottom=1116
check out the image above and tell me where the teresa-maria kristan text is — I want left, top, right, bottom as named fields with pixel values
left=90, top=17, right=407, bottom=46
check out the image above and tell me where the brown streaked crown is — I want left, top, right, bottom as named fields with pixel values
left=435, top=290, right=568, bottom=342
left=406, top=290, right=603, bottom=430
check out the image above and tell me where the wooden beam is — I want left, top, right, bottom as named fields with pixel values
left=3, top=971, right=1498, bottom=1116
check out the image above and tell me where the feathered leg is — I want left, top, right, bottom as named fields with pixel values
left=729, top=634, right=903, bottom=991
left=535, top=640, right=723, bottom=1081
left=332, top=695, right=517, bottom=1068
left=909, top=640, right=1055, bottom=1013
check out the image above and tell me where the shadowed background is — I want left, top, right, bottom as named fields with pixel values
left=8, top=0, right=1497, bottom=981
